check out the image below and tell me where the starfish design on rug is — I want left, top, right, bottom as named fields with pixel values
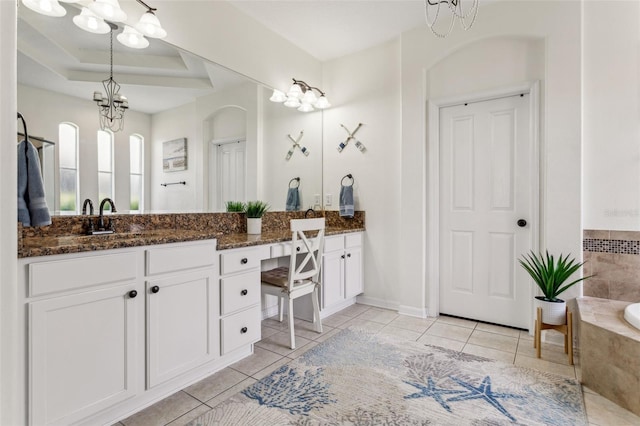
left=447, top=376, right=523, bottom=422
left=404, top=377, right=466, bottom=412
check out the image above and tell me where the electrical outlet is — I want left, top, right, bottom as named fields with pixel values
left=314, top=194, right=321, bottom=206
left=325, top=194, right=332, bottom=206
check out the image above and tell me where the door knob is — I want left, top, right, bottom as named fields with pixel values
left=128, top=290, right=137, bottom=298
left=517, top=219, right=527, bottom=228
left=151, top=285, right=160, bottom=293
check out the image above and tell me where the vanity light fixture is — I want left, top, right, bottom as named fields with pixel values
left=24, top=0, right=166, bottom=49
left=270, top=78, right=330, bottom=113
left=94, top=24, right=128, bottom=132
left=424, top=0, right=478, bottom=38
left=21, top=0, right=66, bottom=17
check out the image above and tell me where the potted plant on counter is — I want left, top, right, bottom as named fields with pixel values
left=244, top=201, right=269, bottom=234
left=519, top=251, right=591, bottom=325
left=225, top=201, right=245, bottom=212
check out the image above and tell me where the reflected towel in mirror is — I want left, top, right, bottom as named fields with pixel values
left=286, top=187, right=300, bottom=211
left=339, top=185, right=354, bottom=218
left=17, top=140, right=51, bottom=227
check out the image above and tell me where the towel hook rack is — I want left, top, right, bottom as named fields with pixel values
left=160, top=181, right=186, bottom=187
left=289, top=177, right=300, bottom=188
left=17, top=112, right=29, bottom=156
left=341, top=174, right=355, bottom=186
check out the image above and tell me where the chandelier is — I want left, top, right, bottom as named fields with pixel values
left=269, top=79, right=330, bottom=113
left=93, top=24, right=128, bottom=132
left=424, top=0, right=479, bottom=38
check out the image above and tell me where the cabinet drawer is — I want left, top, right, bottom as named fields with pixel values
left=146, top=241, right=216, bottom=276
left=323, top=235, right=344, bottom=253
left=221, top=306, right=261, bottom=355
left=29, top=252, right=138, bottom=297
left=220, top=246, right=266, bottom=275
left=345, top=232, right=362, bottom=248
left=220, top=270, right=260, bottom=315
left=270, top=239, right=312, bottom=258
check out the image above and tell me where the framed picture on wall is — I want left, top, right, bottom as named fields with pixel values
left=163, top=138, right=187, bottom=172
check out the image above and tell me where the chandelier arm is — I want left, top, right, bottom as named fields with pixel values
left=135, top=0, right=157, bottom=12
left=424, top=0, right=455, bottom=38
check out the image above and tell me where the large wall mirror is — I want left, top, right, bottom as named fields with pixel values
left=17, top=4, right=323, bottom=215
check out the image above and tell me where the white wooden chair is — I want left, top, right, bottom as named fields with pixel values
left=260, top=218, right=325, bottom=349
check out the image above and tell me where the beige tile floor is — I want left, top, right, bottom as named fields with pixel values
left=116, top=305, right=640, bottom=426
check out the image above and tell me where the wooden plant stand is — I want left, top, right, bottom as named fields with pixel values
left=533, top=306, right=573, bottom=365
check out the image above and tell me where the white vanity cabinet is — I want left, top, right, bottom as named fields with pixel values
left=321, top=232, right=364, bottom=314
left=26, top=250, right=142, bottom=426
left=219, top=245, right=268, bottom=354
left=145, top=242, right=218, bottom=388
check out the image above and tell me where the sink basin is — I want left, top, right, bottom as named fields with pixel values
left=624, top=303, right=640, bottom=331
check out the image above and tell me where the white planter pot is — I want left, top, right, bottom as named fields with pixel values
left=247, top=218, right=262, bottom=235
left=535, top=296, right=566, bottom=325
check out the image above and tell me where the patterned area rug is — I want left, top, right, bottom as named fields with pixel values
left=188, top=328, right=587, bottom=425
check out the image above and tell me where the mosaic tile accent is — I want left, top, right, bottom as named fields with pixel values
left=583, top=238, right=640, bottom=255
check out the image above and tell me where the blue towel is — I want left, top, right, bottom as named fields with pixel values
left=339, top=184, right=354, bottom=218
left=17, top=140, right=51, bottom=227
left=286, top=187, right=300, bottom=211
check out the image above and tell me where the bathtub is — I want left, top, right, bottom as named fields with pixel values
left=577, top=297, right=640, bottom=417
left=625, top=303, right=640, bottom=330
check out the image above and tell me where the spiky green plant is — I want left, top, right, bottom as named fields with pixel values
left=244, top=200, right=270, bottom=218
left=519, top=251, right=591, bottom=302
left=225, top=201, right=245, bottom=212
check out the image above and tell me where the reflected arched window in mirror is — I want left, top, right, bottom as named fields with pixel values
left=58, top=122, right=79, bottom=215
left=129, top=134, right=144, bottom=213
left=97, top=130, right=114, bottom=209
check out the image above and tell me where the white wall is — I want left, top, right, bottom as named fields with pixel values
left=18, top=84, right=152, bottom=214
left=322, top=39, right=403, bottom=310
left=583, top=0, right=640, bottom=231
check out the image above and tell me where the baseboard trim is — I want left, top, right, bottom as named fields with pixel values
left=398, top=305, right=429, bottom=318
left=355, top=295, right=399, bottom=312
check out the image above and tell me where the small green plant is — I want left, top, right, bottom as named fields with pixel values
left=244, top=200, right=270, bottom=218
left=225, top=201, right=245, bottom=212
left=519, top=251, right=591, bottom=302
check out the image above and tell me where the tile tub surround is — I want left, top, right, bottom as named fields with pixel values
left=577, top=296, right=640, bottom=417
left=18, top=211, right=365, bottom=257
left=583, top=229, right=640, bottom=302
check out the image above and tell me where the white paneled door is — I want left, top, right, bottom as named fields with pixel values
left=216, top=140, right=246, bottom=211
left=439, top=94, right=533, bottom=329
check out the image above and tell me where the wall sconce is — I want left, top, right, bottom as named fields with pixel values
left=21, top=0, right=167, bottom=49
left=270, top=78, right=330, bottom=113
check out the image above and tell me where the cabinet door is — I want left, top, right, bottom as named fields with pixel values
left=344, top=246, right=364, bottom=299
left=146, top=270, right=218, bottom=388
left=29, top=284, right=139, bottom=426
left=322, top=250, right=344, bottom=308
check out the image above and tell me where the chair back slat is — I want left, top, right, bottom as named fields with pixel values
left=288, top=218, right=325, bottom=291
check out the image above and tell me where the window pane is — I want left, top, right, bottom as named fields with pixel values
left=130, top=136, right=142, bottom=174
left=59, top=124, right=77, bottom=169
left=130, top=174, right=141, bottom=211
left=60, top=168, right=77, bottom=211
left=98, top=171, right=112, bottom=207
left=98, top=131, right=112, bottom=172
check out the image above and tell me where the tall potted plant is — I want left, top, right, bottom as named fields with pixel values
left=519, top=251, right=591, bottom=325
left=244, top=201, right=269, bottom=234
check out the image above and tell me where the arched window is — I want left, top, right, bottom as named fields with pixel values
left=97, top=130, right=114, bottom=208
left=58, top=122, right=79, bottom=214
left=129, top=134, right=144, bottom=212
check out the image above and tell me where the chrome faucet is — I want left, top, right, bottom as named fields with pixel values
left=98, top=198, right=117, bottom=231
left=305, top=208, right=316, bottom=218
left=81, top=198, right=94, bottom=215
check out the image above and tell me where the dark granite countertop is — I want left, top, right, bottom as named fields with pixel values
left=18, top=211, right=365, bottom=258
left=20, top=226, right=364, bottom=258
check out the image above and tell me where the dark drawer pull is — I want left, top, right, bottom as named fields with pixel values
left=151, top=285, right=160, bottom=294
left=240, top=327, right=248, bottom=334
left=241, top=289, right=248, bottom=296
left=128, top=290, right=138, bottom=298
left=240, top=258, right=248, bottom=264
left=341, top=254, right=345, bottom=259
left=347, top=253, right=352, bottom=258
left=296, top=247, right=301, bottom=252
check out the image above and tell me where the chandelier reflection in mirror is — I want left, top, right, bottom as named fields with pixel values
left=269, top=79, right=330, bottom=113
left=424, top=0, right=478, bottom=38
left=93, top=24, right=128, bottom=132
left=21, top=0, right=167, bottom=49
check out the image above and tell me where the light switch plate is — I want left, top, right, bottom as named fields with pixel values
left=325, top=194, right=332, bottom=206
left=314, top=194, right=321, bottom=206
